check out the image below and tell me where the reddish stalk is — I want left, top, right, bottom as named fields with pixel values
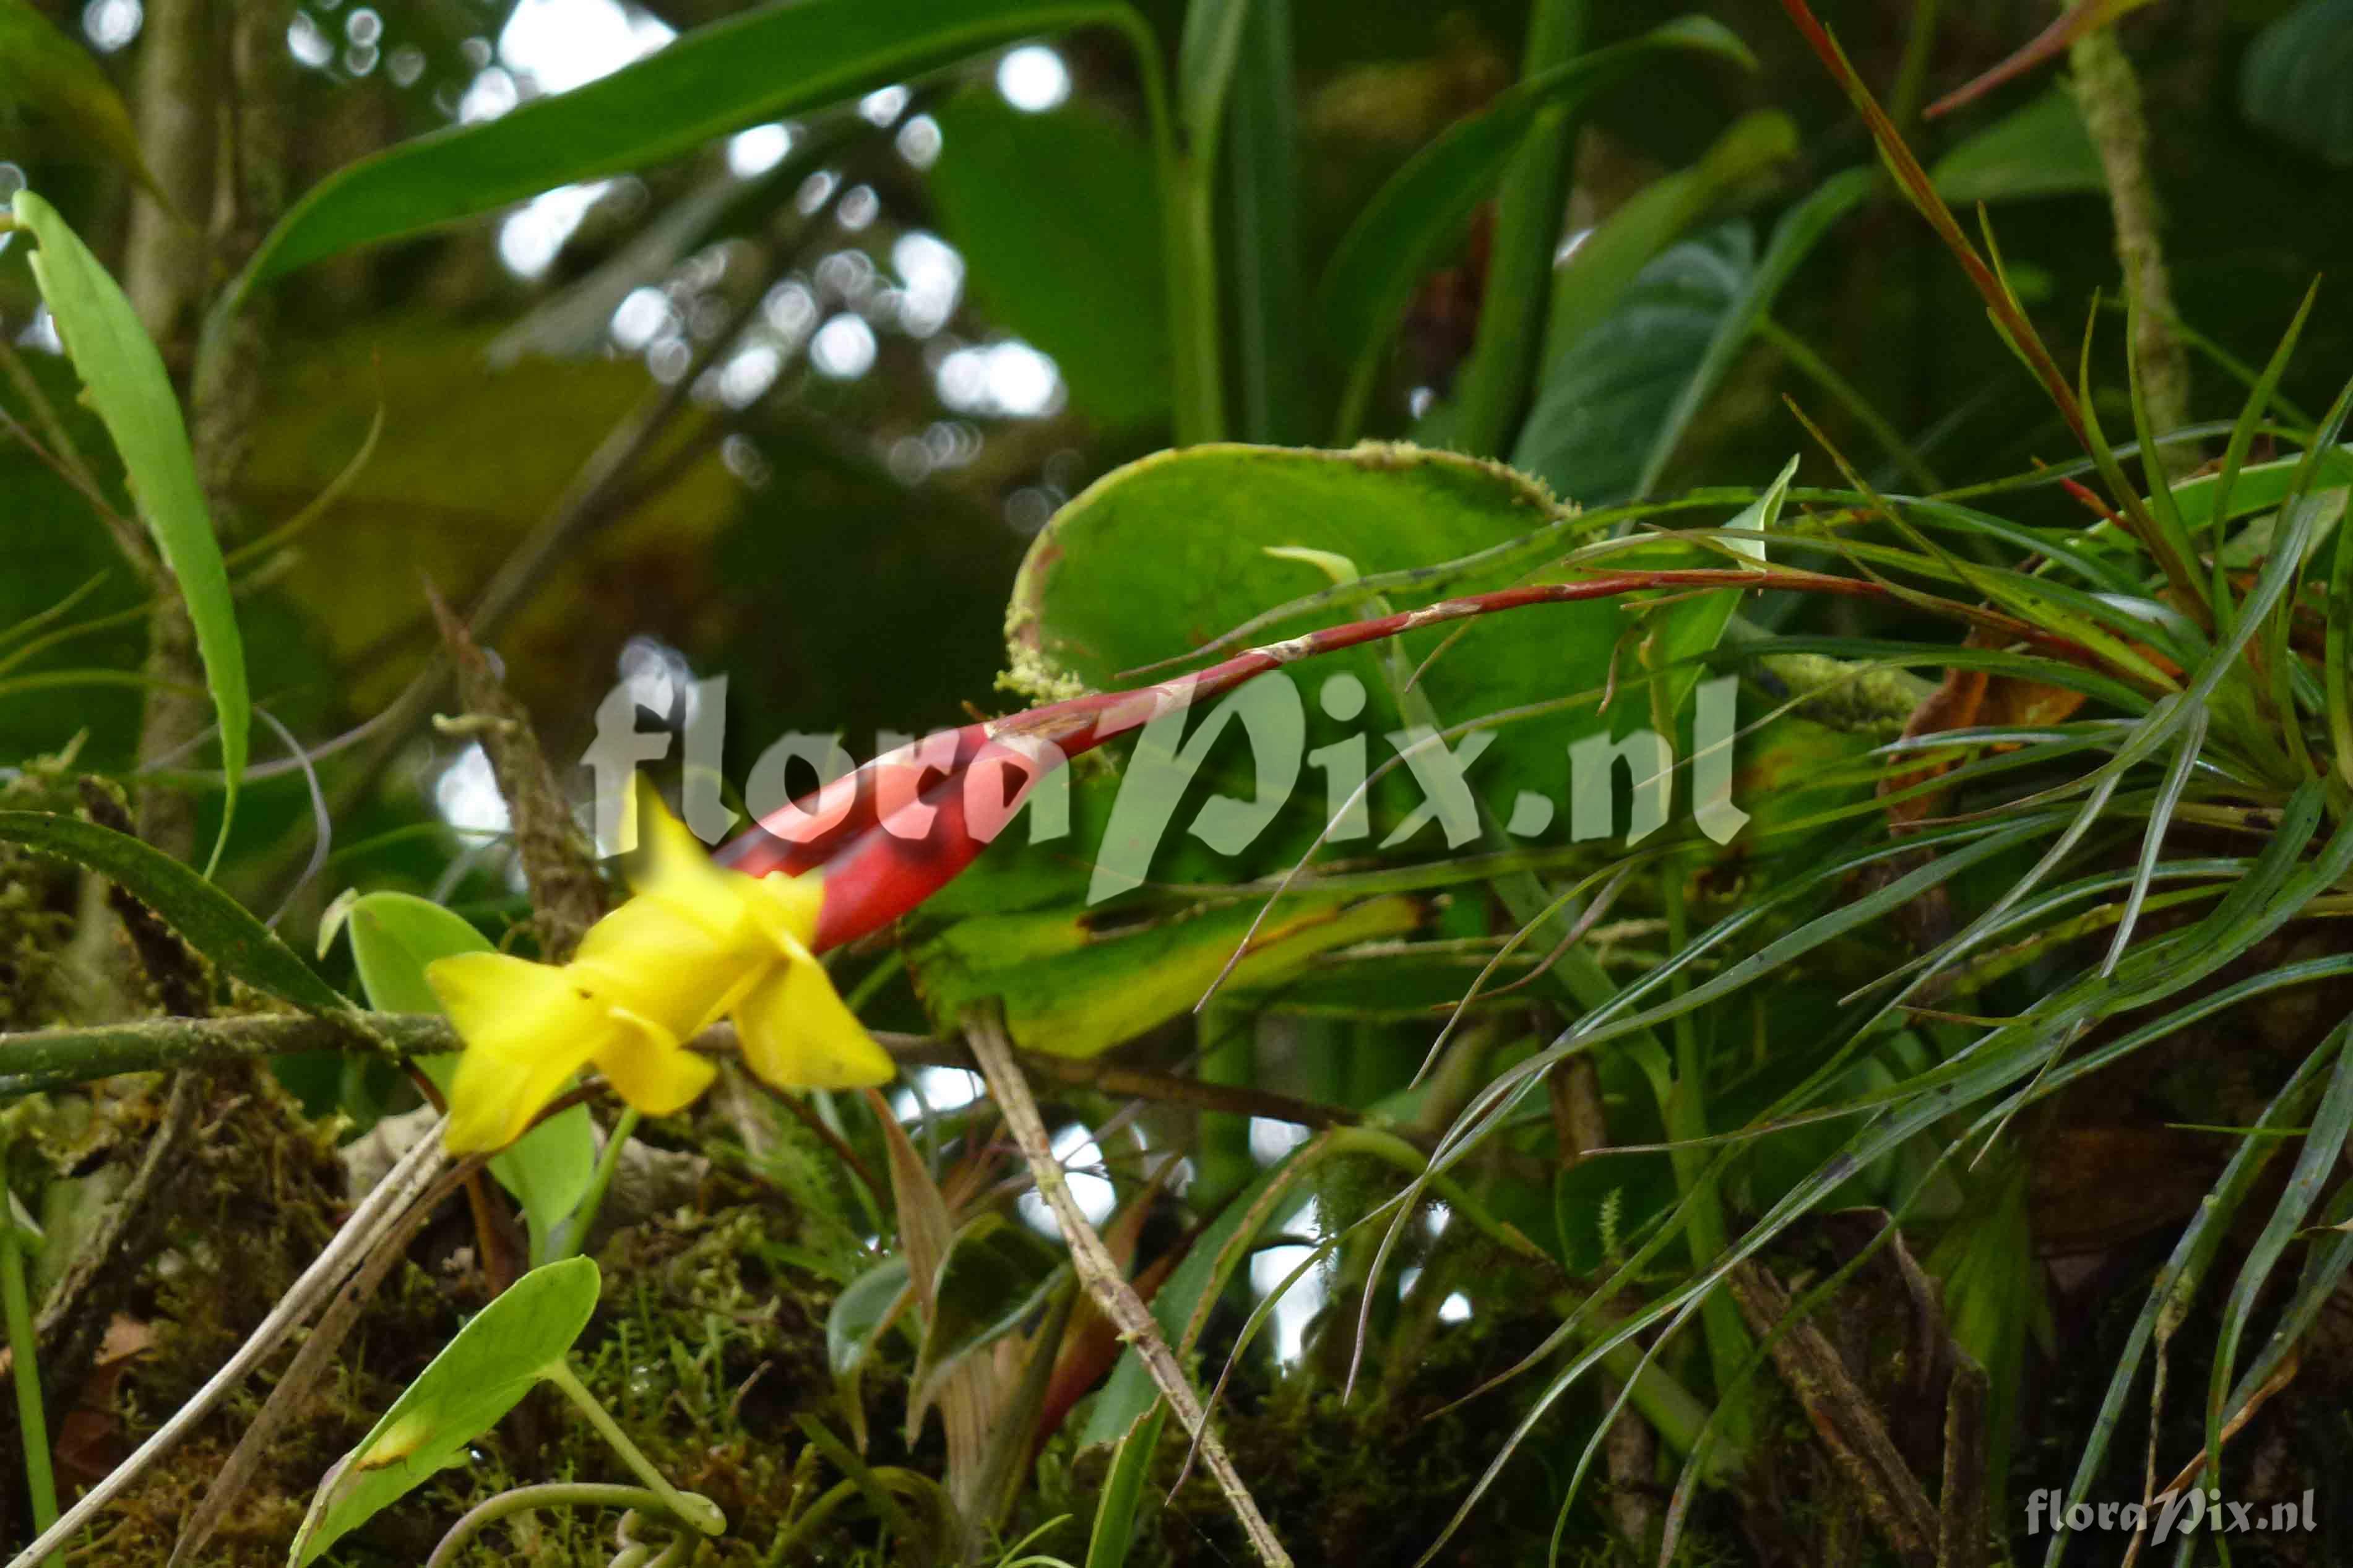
left=720, top=567, right=2100, bottom=950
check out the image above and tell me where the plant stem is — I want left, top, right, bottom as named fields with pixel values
left=2, top=1195, right=58, bottom=1560
left=964, top=1006, right=1292, bottom=1568
left=2069, top=25, right=2193, bottom=476
left=546, top=1108, right=639, bottom=1265
left=1449, top=0, right=1589, bottom=459
left=541, top=1359, right=725, bottom=1537
left=1111, top=11, right=1223, bottom=445
left=1657, top=860, right=1754, bottom=1442
left=425, top=1483, right=671, bottom=1568
left=1227, top=0, right=1306, bottom=445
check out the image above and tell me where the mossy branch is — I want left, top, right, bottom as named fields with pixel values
left=2070, top=25, right=2195, bottom=476
left=0, top=1015, right=1378, bottom=1137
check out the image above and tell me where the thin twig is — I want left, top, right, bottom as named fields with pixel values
left=167, top=1150, right=486, bottom=1566
left=4, top=1121, right=454, bottom=1568
left=961, top=1005, right=1293, bottom=1568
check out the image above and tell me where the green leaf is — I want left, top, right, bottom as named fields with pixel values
left=1083, top=1406, right=1167, bottom=1568
left=906, top=1213, right=1066, bottom=1434
left=326, top=891, right=597, bottom=1264
left=1643, top=453, right=1797, bottom=730
left=1514, top=225, right=1751, bottom=507
left=0, top=810, right=343, bottom=1013
left=2240, top=0, right=2353, bottom=168
left=289, top=1256, right=603, bottom=1566
left=1176, top=0, right=1254, bottom=157
left=1006, top=442, right=1621, bottom=833
left=0, top=0, right=169, bottom=203
left=11, top=192, right=247, bottom=871
left=1539, top=108, right=1796, bottom=369
left=926, top=87, right=1169, bottom=429
left=1927, top=87, right=2102, bottom=203
left=236, top=0, right=1157, bottom=295
left=1315, top=17, right=1753, bottom=428
left=1626, top=166, right=1876, bottom=499
left=912, top=892, right=1425, bottom=1057
left=827, top=1254, right=913, bottom=1380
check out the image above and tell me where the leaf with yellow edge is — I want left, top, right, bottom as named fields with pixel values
left=288, top=1257, right=602, bottom=1565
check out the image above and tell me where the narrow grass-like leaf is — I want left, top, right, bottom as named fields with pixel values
left=1223, top=0, right=1306, bottom=444
left=0, top=811, right=344, bottom=1012
left=12, top=192, right=246, bottom=870
left=2205, top=285, right=2318, bottom=617
left=2204, top=1018, right=2353, bottom=1481
left=1083, top=1406, right=1167, bottom=1568
left=2099, top=705, right=2206, bottom=977
left=2125, top=288, right=2201, bottom=597
left=1175, top=0, right=1253, bottom=160
left=2036, top=1043, right=2339, bottom=1567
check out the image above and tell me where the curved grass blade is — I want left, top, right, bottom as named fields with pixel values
left=11, top=192, right=246, bottom=871
left=234, top=0, right=1164, bottom=297
left=0, top=810, right=347, bottom=1014
left=2203, top=1017, right=2353, bottom=1485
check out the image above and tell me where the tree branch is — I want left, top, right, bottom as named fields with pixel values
left=962, top=1004, right=1293, bottom=1568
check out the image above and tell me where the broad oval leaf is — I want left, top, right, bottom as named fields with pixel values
left=289, top=1256, right=603, bottom=1566
left=236, top=0, right=1157, bottom=295
left=0, top=810, right=344, bottom=1013
left=1006, top=442, right=1620, bottom=843
left=1514, top=225, right=1752, bottom=509
left=11, top=192, right=248, bottom=869
left=328, top=890, right=597, bottom=1262
left=1539, top=108, right=1796, bottom=369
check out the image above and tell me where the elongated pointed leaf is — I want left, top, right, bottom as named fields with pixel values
left=290, top=1257, right=603, bottom=1565
left=12, top=192, right=246, bottom=868
left=0, top=810, right=343, bottom=1012
left=236, top=0, right=1157, bottom=295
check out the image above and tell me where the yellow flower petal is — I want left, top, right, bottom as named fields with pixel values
left=593, top=1007, right=720, bottom=1116
left=572, top=892, right=764, bottom=1040
left=623, top=773, right=755, bottom=937
left=427, top=952, right=610, bottom=1152
left=740, top=868, right=824, bottom=950
left=733, top=944, right=894, bottom=1090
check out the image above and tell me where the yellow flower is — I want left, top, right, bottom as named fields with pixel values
left=427, top=782, right=894, bottom=1153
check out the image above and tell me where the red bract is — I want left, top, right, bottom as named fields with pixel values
left=718, top=567, right=2094, bottom=950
